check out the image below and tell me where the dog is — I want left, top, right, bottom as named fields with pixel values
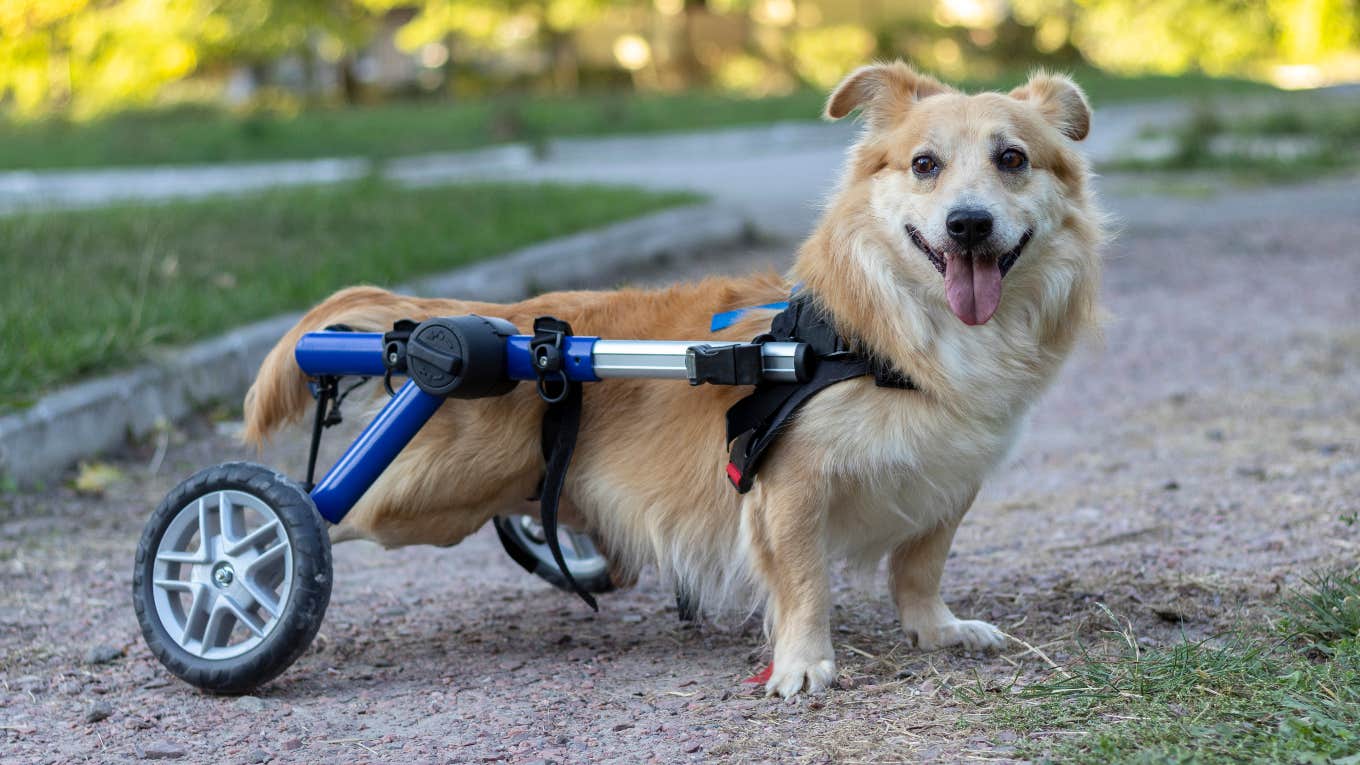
left=244, top=61, right=1104, bottom=698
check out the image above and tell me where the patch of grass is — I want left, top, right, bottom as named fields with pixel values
left=1110, top=99, right=1360, bottom=183
left=0, top=69, right=1274, bottom=171
left=1288, top=569, right=1360, bottom=645
left=0, top=180, right=698, bottom=411
left=973, top=571, right=1360, bottom=764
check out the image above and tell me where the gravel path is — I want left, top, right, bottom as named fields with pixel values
left=3, top=176, right=1359, bottom=763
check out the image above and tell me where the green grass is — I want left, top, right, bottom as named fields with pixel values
left=969, top=570, right=1360, bottom=764
left=0, top=180, right=698, bottom=411
left=0, top=69, right=1275, bottom=171
left=1110, top=98, right=1360, bottom=183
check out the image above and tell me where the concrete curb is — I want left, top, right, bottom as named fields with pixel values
left=0, top=202, right=749, bottom=485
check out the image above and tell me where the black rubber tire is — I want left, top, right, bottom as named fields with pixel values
left=132, top=462, right=332, bottom=694
left=492, top=515, right=615, bottom=595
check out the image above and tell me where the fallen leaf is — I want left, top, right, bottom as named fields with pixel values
left=74, top=462, right=125, bottom=495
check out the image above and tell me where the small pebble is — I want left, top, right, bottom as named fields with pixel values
left=247, top=748, right=271, bottom=763
left=84, top=701, right=113, bottom=723
left=84, top=645, right=123, bottom=665
left=280, top=738, right=303, bottom=751
left=141, top=741, right=187, bottom=760
left=233, top=696, right=266, bottom=713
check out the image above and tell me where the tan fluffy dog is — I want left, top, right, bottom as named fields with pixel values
left=245, top=62, right=1104, bottom=698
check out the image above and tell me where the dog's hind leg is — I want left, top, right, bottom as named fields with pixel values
left=746, top=476, right=837, bottom=698
left=890, top=514, right=1005, bottom=652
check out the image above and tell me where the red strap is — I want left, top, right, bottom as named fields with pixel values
left=744, top=662, right=773, bottom=685
left=725, top=462, right=743, bottom=488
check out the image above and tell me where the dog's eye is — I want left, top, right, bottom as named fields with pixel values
left=998, top=148, right=1028, bottom=171
left=911, top=155, right=939, bottom=177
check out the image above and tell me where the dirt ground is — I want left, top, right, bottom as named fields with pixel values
left=3, top=174, right=1359, bottom=764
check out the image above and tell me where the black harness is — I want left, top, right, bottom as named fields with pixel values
left=517, top=293, right=917, bottom=608
left=723, top=293, right=917, bottom=493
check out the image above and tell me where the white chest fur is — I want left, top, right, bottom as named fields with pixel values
left=787, top=287, right=1070, bottom=561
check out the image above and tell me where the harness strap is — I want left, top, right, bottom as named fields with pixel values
left=531, top=317, right=599, bottom=611
left=723, top=293, right=917, bottom=494
left=725, top=356, right=870, bottom=492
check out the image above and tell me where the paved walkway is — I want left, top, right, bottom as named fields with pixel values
left=0, top=100, right=1180, bottom=225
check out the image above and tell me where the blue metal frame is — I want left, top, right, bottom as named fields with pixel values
left=295, top=332, right=387, bottom=377
left=307, top=379, right=444, bottom=523
left=293, top=328, right=601, bottom=524
left=505, top=335, right=599, bottom=382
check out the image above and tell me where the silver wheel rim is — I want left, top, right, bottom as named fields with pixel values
left=510, top=515, right=609, bottom=581
left=151, top=490, right=293, bottom=660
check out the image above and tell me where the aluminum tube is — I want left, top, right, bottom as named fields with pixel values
left=591, top=339, right=802, bottom=382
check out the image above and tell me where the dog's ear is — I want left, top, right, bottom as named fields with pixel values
left=825, top=61, right=950, bottom=128
left=1010, top=71, right=1091, bottom=141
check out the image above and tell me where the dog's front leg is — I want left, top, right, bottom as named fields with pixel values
left=747, top=479, right=836, bottom=698
left=890, top=517, right=1005, bottom=652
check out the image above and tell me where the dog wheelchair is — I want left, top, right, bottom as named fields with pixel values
left=132, top=312, right=817, bottom=693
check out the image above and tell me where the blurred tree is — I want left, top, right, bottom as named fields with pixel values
left=0, top=0, right=203, bottom=118
left=0, top=0, right=380, bottom=119
left=4, top=0, right=1358, bottom=120
left=201, top=0, right=376, bottom=102
left=361, top=0, right=617, bottom=93
left=1010, top=0, right=1359, bottom=79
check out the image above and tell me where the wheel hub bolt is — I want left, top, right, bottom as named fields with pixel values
left=212, top=562, right=234, bottom=588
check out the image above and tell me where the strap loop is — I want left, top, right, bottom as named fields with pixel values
left=529, top=316, right=598, bottom=611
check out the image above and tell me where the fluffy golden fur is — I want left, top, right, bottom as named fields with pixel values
left=244, top=61, right=1104, bottom=697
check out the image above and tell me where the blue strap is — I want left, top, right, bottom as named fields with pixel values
left=709, top=302, right=788, bottom=332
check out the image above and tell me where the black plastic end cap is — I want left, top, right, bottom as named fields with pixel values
left=406, top=315, right=519, bottom=399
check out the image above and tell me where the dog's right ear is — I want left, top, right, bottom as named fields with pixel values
left=825, top=62, right=950, bottom=128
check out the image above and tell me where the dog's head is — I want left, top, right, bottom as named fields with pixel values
left=823, top=62, right=1093, bottom=326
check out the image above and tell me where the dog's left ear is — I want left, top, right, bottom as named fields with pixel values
left=1010, top=72, right=1091, bottom=141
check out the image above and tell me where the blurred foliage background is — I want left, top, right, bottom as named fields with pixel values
left=2, top=0, right=1357, bottom=123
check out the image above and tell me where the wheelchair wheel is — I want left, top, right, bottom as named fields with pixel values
left=132, top=462, right=332, bottom=694
left=493, top=514, right=614, bottom=595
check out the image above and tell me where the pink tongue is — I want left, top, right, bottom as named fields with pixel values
left=945, top=256, right=1002, bottom=325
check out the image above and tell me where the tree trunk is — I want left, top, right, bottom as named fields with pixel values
left=546, top=29, right=580, bottom=94
left=677, top=0, right=710, bottom=89
left=339, top=56, right=361, bottom=104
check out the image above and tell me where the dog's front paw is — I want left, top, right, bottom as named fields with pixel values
left=911, top=618, right=1006, bottom=652
left=764, top=656, right=837, bottom=698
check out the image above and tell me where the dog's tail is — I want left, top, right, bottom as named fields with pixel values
left=243, top=286, right=415, bottom=445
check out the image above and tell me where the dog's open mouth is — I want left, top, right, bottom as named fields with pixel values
left=906, top=225, right=1032, bottom=326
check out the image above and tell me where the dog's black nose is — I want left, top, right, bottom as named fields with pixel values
left=946, top=208, right=993, bottom=249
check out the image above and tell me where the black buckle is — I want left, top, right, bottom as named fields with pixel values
left=530, top=317, right=571, bottom=403
left=688, top=343, right=764, bottom=386
left=381, top=319, right=418, bottom=396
